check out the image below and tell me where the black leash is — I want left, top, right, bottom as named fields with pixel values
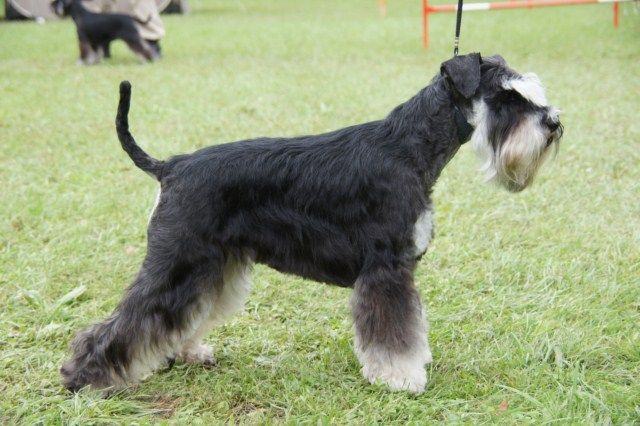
left=453, top=0, right=464, bottom=56
left=452, top=0, right=473, bottom=143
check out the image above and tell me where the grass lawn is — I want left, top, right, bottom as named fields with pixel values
left=1, top=0, right=639, bottom=423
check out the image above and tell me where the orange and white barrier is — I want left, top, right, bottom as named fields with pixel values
left=422, top=0, right=635, bottom=47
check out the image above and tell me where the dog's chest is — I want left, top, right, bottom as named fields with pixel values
left=412, top=208, right=434, bottom=257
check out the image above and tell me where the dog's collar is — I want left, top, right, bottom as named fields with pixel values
left=454, top=106, right=474, bottom=145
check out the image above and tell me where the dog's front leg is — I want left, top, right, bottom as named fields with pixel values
left=77, top=38, right=98, bottom=65
left=123, top=37, right=156, bottom=63
left=102, top=42, right=111, bottom=59
left=350, top=264, right=432, bottom=393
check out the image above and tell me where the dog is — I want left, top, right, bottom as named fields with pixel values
left=60, top=53, right=563, bottom=394
left=51, top=0, right=158, bottom=65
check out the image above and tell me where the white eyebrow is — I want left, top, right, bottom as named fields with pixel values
left=501, top=73, right=548, bottom=107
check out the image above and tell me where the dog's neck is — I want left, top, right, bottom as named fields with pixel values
left=69, top=0, right=91, bottom=20
left=381, top=77, right=474, bottom=185
left=453, top=106, right=474, bottom=144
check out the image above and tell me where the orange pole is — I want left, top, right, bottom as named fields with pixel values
left=379, top=0, right=387, bottom=17
left=491, top=0, right=597, bottom=9
left=423, top=0, right=430, bottom=48
left=425, top=0, right=631, bottom=12
left=422, top=0, right=630, bottom=49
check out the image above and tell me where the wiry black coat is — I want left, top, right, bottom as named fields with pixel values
left=62, top=54, right=564, bottom=393
left=140, top=77, right=461, bottom=287
left=61, top=65, right=473, bottom=393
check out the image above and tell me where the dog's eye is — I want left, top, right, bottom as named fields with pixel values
left=503, top=90, right=523, bottom=103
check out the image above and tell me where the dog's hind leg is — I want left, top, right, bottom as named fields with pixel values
left=350, top=263, right=432, bottom=394
left=103, top=42, right=111, bottom=59
left=60, top=227, right=224, bottom=392
left=124, top=37, right=157, bottom=62
left=177, top=256, right=253, bottom=366
left=92, top=43, right=105, bottom=62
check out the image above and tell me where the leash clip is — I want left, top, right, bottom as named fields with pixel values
left=453, top=0, right=464, bottom=56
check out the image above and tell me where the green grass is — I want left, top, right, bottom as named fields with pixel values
left=1, top=0, right=639, bottom=423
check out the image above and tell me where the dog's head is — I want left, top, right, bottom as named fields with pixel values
left=50, top=0, right=73, bottom=17
left=441, top=53, right=563, bottom=192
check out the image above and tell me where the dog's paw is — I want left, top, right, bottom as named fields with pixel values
left=178, top=344, right=216, bottom=366
left=358, top=346, right=430, bottom=394
left=363, top=364, right=427, bottom=394
left=424, top=346, right=433, bottom=365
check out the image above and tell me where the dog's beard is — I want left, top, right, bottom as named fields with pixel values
left=471, top=102, right=557, bottom=193
left=494, top=115, right=552, bottom=192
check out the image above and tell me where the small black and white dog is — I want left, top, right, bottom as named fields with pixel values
left=61, top=53, right=563, bottom=394
left=51, top=0, right=158, bottom=65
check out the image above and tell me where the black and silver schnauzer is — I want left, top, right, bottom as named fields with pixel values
left=51, top=0, right=158, bottom=65
left=61, top=53, right=563, bottom=394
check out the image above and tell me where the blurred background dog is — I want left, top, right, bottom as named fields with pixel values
left=50, top=0, right=162, bottom=64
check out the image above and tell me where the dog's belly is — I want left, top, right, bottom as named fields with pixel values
left=224, top=210, right=362, bottom=287
left=412, top=208, right=434, bottom=258
left=257, top=252, right=359, bottom=288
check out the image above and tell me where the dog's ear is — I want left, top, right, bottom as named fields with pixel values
left=483, top=54, right=507, bottom=67
left=440, top=53, right=482, bottom=99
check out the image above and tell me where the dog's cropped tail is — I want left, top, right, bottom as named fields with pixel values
left=116, top=81, right=164, bottom=180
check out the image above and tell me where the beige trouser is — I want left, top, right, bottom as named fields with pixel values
left=83, top=0, right=165, bottom=40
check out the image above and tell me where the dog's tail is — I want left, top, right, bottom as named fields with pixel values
left=116, top=81, right=164, bottom=180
